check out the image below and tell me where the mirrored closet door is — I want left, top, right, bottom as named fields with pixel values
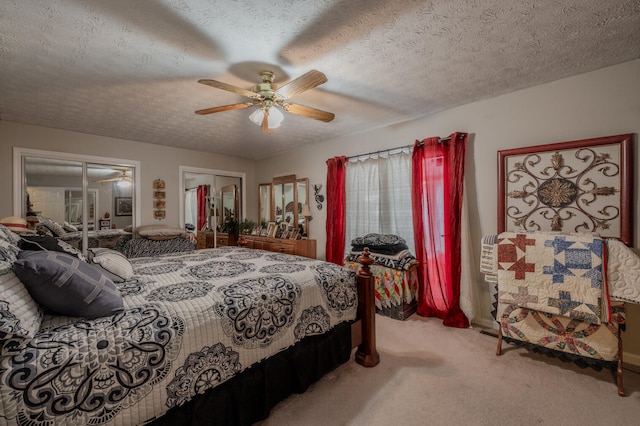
left=13, top=148, right=140, bottom=252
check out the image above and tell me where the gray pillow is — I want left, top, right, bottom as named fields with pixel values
left=13, top=251, right=124, bottom=319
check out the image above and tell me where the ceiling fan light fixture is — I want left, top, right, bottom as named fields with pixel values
left=117, top=180, right=132, bottom=188
left=249, top=106, right=284, bottom=129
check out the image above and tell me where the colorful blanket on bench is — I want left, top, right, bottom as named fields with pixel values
left=497, top=232, right=609, bottom=324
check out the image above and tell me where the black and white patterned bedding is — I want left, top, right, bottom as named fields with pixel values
left=0, top=246, right=357, bottom=425
left=59, top=229, right=132, bottom=249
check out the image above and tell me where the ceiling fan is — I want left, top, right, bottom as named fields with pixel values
left=195, top=69, right=335, bottom=134
left=93, top=168, right=132, bottom=186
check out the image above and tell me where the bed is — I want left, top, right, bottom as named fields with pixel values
left=59, top=228, right=133, bottom=249
left=0, top=225, right=378, bottom=425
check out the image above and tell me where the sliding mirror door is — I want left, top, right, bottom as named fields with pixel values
left=14, top=148, right=140, bottom=252
left=180, top=166, right=246, bottom=234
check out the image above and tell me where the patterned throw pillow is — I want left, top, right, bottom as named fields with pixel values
left=0, top=270, right=43, bottom=348
left=13, top=251, right=124, bottom=319
left=39, top=217, right=67, bottom=237
left=0, top=226, right=43, bottom=352
left=0, top=225, right=21, bottom=274
left=34, top=223, right=54, bottom=237
left=18, top=235, right=87, bottom=262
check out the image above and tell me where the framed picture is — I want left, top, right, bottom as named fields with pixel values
left=115, top=197, right=133, bottom=216
left=265, top=222, right=276, bottom=237
left=498, top=134, right=633, bottom=245
left=153, top=179, right=165, bottom=190
left=153, top=191, right=166, bottom=199
left=251, top=226, right=261, bottom=236
left=280, top=227, right=289, bottom=239
left=289, top=228, right=299, bottom=240
left=153, top=200, right=166, bottom=209
left=154, top=210, right=166, bottom=220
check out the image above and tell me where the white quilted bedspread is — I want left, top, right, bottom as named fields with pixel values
left=607, top=239, right=640, bottom=304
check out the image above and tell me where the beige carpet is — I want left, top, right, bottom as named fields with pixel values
left=257, top=314, right=640, bottom=425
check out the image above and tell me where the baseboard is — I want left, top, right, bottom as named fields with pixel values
left=472, top=318, right=497, bottom=330
left=622, top=351, right=640, bottom=371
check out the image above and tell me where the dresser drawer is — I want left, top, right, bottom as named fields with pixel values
left=270, top=242, right=295, bottom=254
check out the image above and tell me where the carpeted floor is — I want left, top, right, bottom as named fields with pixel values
left=257, top=314, right=640, bottom=425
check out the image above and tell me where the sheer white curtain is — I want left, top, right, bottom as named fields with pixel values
left=345, top=149, right=414, bottom=258
left=184, top=188, right=197, bottom=229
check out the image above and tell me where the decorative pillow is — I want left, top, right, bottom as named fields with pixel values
left=137, top=225, right=185, bottom=241
left=123, top=224, right=133, bottom=233
left=13, top=251, right=124, bottom=319
left=88, top=248, right=134, bottom=283
left=63, top=221, right=78, bottom=232
left=0, top=268, right=43, bottom=351
left=39, top=217, right=67, bottom=237
left=19, top=235, right=87, bottom=262
left=0, top=225, right=21, bottom=273
left=34, top=223, right=54, bottom=237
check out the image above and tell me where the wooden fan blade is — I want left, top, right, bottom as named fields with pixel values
left=198, top=79, right=259, bottom=99
left=276, top=70, right=327, bottom=100
left=261, top=109, right=269, bottom=134
left=93, top=177, right=121, bottom=183
left=195, top=102, right=255, bottom=115
left=282, top=103, right=335, bottom=122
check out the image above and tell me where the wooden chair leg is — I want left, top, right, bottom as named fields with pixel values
left=496, top=325, right=503, bottom=356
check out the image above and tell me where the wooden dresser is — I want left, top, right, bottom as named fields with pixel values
left=196, top=232, right=316, bottom=259
left=196, top=232, right=238, bottom=249
left=240, top=235, right=316, bottom=259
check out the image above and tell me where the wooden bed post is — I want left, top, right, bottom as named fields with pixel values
left=355, top=248, right=380, bottom=367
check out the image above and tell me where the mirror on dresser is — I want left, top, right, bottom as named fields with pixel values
left=243, top=174, right=315, bottom=258
left=264, top=174, right=310, bottom=238
left=13, top=148, right=140, bottom=253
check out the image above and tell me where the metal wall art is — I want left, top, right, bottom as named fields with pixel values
left=498, top=134, right=634, bottom=245
left=314, top=184, right=324, bottom=210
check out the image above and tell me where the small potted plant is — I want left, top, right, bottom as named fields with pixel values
left=238, top=218, right=256, bottom=235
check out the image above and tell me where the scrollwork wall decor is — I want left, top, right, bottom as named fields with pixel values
left=498, top=134, right=634, bottom=246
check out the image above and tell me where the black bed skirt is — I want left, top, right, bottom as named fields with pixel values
left=148, top=321, right=353, bottom=426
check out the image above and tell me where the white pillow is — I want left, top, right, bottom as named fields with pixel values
left=136, top=225, right=185, bottom=240
left=88, top=248, right=134, bottom=283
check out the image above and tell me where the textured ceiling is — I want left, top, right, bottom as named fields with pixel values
left=1, top=0, right=640, bottom=160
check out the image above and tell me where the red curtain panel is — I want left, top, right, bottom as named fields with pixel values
left=325, top=156, right=347, bottom=265
left=412, top=133, right=469, bottom=328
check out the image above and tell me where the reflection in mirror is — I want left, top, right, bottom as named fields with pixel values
left=26, top=158, right=82, bottom=224
left=182, top=171, right=242, bottom=232
left=65, top=189, right=96, bottom=224
left=270, top=175, right=310, bottom=238
left=297, top=178, right=309, bottom=237
left=220, top=185, right=238, bottom=226
left=258, top=183, right=271, bottom=226
left=89, top=163, right=134, bottom=230
left=16, top=150, right=139, bottom=253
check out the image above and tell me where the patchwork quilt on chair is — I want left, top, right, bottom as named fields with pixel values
left=497, top=232, right=609, bottom=324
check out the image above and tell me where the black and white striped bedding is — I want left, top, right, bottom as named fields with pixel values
left=0, top=246, right=357, bottom=425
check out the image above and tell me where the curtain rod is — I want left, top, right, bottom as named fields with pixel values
left=347, top=134, right=462, bottom=161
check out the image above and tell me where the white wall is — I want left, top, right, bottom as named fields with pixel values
left=255, top=59, right=640, bottom=365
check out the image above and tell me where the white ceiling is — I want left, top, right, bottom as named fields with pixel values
left=2, top=0, right=640, bottom=160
